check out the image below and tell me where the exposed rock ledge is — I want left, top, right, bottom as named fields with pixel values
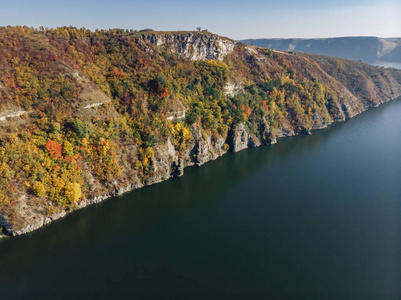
left=224, top=82, right=244, bottom=97
left=141, top=32, right=236, bottom=61
left=0, top=108, right=29, bottom=122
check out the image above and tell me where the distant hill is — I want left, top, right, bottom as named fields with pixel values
left=240, top=37, right=401, bottom=64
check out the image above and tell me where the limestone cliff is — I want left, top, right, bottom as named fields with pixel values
left=141, top=31, right=236, bottom=61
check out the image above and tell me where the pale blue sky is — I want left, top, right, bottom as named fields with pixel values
left=2, top=0, right=401, bottom=39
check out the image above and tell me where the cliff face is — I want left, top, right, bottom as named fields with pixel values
left=141, top=32, right=236, bottom=61
left=1, top=27, right=401, bottom=237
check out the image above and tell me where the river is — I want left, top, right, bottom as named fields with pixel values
left=1, top=97, right=401, bottom=299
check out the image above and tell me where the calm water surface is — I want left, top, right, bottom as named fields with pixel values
left=1, top=98, right=401, bottom=300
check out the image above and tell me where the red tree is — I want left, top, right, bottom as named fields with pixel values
left=45, top=140, right=62, bottom=159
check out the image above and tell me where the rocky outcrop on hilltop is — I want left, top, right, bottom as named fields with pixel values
left=141, top=32, right=236, bottom=61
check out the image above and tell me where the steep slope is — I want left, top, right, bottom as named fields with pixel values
left=1, top=26, right=401, bottom=237
left=380, top=38, right=401, bottom=62
left=241, top=37, right=401, bottom=64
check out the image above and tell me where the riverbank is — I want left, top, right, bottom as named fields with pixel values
left=3, top=91, right=400, bottom=238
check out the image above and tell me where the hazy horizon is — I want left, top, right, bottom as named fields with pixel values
left=241, top=36, right=401, bottom=40
left=2, top=0, right=401, bottom=40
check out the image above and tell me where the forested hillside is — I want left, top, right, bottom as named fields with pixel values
left=1, top=26, right=401, bottom=235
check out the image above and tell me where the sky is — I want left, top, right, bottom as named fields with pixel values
left=2, top=0, right=401, bottom=39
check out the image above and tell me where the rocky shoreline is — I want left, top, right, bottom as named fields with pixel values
left=1, top=92, right=400, bottom=238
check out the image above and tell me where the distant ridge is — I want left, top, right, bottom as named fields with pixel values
left=240, top=37, right=401, bottom=64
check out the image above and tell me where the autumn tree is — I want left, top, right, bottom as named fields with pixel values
left=45, top=140, right=62, bottom=159
left=64, top=183, right=82, bottom=204
left=33, top=181, right=46, bottom=197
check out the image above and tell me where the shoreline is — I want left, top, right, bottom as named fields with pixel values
left=1, top=94, right=401, bottom=238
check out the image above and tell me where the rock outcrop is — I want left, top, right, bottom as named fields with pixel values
left=228, top=123, right=250, bottom=152
left=151, top=138, right=183, bottom=182
left=166, top=96, right=186, bottom=121
left=0, top=107, right=29, bottom=122
left=227, top=121, right=274, bottom=152
left=141, top=32, right=236, bottom=61
left=224, top=82, right=244, bottom=97
left=192, top=135, right=227, bottom=166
